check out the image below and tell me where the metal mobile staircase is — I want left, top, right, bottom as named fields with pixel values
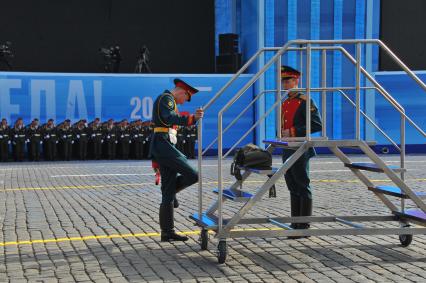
left=189, top=39, right=426, bottom=264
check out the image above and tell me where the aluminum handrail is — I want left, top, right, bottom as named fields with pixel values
left=336, top=89, right=400, bottom=150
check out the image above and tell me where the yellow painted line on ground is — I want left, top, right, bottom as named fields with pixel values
left=1, top=179, right=426, bottom=192
left=0, top=228, right=284, bottom=247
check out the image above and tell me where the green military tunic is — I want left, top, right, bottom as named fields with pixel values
left=149, top=90, right=198, bottom=205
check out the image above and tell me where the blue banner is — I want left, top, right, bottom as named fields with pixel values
left=0, top=72, right=255, bottom=151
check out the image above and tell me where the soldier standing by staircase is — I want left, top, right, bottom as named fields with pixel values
left=280, top=66, right=322, bottom=238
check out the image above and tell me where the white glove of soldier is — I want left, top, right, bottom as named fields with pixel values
left=107, top=135, right=110, bottom=139
left=76, top=134, right=80, bottom=139
left=8, top=141, right=11, bottom=144
left=56, top=141, right=59, bottom=144
left=101, top=139, right=104, bottom=143
left=115, top=141, right=118, bottom=144
left=0, top=135, right=3, bottom=139
left=40, top=141, right=43, bottom=144
left=71, top=141, right=74, bottom=144
left=169, top=134, right=177, bottom=145
left=46, top=135, right=50, bottom=139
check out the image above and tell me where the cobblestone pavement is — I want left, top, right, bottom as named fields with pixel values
left=0, top=154, right=426, bottom=282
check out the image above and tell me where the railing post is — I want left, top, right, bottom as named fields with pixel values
left=306, top=43, right=312, bottom=140
left=197, top=113, right=203, bottom=219
left=218, top=114, right=223, bottom=233
left=400, top=112, right=406, bottom=212
left=356, top=43, right=362, bottom=140
left=299, top=44, right=304, bottom=87
left=277, top=55, right=282, bottom=138
left=321, top=49, right=327, bottom=138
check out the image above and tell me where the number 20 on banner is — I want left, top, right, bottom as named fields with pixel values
left=130, top=97, right=153, bottom=119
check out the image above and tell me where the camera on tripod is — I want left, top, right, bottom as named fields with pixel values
left=135, top=45, right=151, bottom=73
left=0, top=41, right=14, bottom=70
left=98, top=45, right=121, bottom=73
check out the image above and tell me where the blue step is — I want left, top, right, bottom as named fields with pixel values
left=369, top=186, right=426, bottom=199
left=263, top=139, right=288, bottom=146
left=345, top=162, right=406, bottom=173
left=189, top=213, right=219, bottom=228
left=213, top=188, right=253, bottom=201
left=244, top=167, right=278, bottom=175
left=394, top=209, right=426, bottom=224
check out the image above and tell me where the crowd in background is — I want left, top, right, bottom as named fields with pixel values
left=0, top=118, right=197, bottom=162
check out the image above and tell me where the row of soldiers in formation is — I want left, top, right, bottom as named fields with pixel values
left=0, top=118, right=197, bottom=162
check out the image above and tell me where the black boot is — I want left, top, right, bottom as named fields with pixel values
left=288, top=194, right=302, bottom=239
left=299, top=197, right=312, bottom=230
left=159, top=202, right=188, bottom=242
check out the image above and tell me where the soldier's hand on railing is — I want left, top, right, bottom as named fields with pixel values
left=194, top=108, right=204, bottom=121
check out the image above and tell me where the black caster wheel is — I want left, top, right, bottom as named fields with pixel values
left=200, top=229, right=209, bottom=250
left=217, top=240, right=227, bottom=264
left=399, top=234, right=413, bottom=247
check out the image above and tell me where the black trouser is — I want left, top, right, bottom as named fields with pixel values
left=0, top=140, right=9, bottom=161
left=282, top=150, right=312, bottom=200
left=92, top=140, right=102, bottom=159
left=62, top=141, right=72, bottom=160
left=13, top=141, right=25, bottom=161
left=155, top=154, right=198, bottom=205
left=119, top=140, right=130, bottom=159
left=29, top=140, right=41, bottom=161
left=134, top=141, right=143, bottom=159
left=106, top=141, right=116, bottom=159
left=78, top=140, right=88, bottom=160
left=44, top=141, right=56, bottom=161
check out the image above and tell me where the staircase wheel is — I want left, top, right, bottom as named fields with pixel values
left=399, top=234, right=413, bottom=247
left=217, top=240, right=227, bottom=264
left=200, top=229, right=209, bottom=250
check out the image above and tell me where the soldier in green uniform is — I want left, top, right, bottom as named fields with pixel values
left=26, top=118, right=42, bottom=161
left=42, top=119, right=58, bottom=161
left=11, top=118, right=26, bottom=161
left=74, top=119, right=88, bottom=160
left=131, top=120, right=144, bottom=159
left=88, top=118, right=103, bottom=160
left=0, top=119, right=11, bottom=162
left=58, top=119, right=73, bottom=161
left=280, top=66, right=322, bottom=238
left=118, top=119, right=131, bottom=159
left=150, top=78, right=204, bottom=242
left=104, top=119, right=117, bottom=160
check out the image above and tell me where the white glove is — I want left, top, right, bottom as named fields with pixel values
left=92, top=134, right=95, bottom=137
left=71, top=141, right=74, bottom=144
left=76, top=134, right=80, bottom=139
left=0, top=135, right=3, bottom=139
left=143, top=141, right=146, bottom=144
left=63, top=135, right=66, bottom=138
left=46, top=135, right=50, bottom=139
left=129, top=140, right=132, bottom=144
left=107, top=136, right=110, bottom=139
left=101, top=139, right=104, bottom=143
left=115, top=141, right=118, bottom=144
left=56, top=141, right=59, bottom=144
left=40, top=141, right=43, bottom=144
left=14, top=135, right=18, bottom=138
left=8, top=141, right=11, bottom=144
left=169, top=134, right=177, bottom=145
left=121, top=135, right=124, bottom=138
left=26, top=139, right=30, bottom=143
left=183, top=140, right=186, bottom=144
left=134, top=135, right=138, bottom=138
